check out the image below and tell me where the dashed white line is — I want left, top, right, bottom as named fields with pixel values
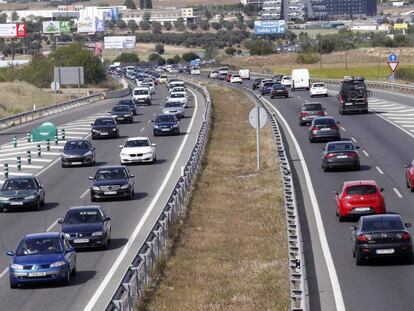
left=362, top=150, right=370, bottom=157
left=393, top=188, right=403, bottom=198
left=351, top=137, right=357, bottom=142
left=147, top=119, right=152, bottom=123
left=140, top=128, right=145, bottom=132
left=376, top=166, right=384, bottom=175
left=46, top=219, right=59, bottom=232
left=340, top=127, right=346, bottom=132
left=80, top=188, right=90, bottom=199
left=0, top=267, right=8, bottom=279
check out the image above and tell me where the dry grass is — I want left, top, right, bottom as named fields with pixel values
left=139, top=84, right=289, bottom=311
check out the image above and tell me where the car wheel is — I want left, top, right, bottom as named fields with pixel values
left=310, top=95, right=313, bottom=98
left=356, top=252, right=365, bottom=266
left=129, top=190, right=134, bottom=200
left=41, top=197, right=45, bottom=207
left=325, top=94, right=328, bottom=97
left=285, top=95, right=288, bottom=98
left=339, top=215, right=346, bottom=222
left=309, top=137, right=314, bottom=143
left=299, top=121, right=304, bottom=126
left=9, top=279, right=17, bottom=289
left=411, top=187, right=414, bottom=193
left=152, top=155, right=156, bottom=164
left=91, top=195, right=96, bottom=202
left=63, top=269, right=70, bottom=285
left=323, top=165, right=329, bottom=172
left=355, top=163, right=361, bottom=171
left=71, top=262, right=77, bottom=276
left=35, top=200, right=41, bottom=211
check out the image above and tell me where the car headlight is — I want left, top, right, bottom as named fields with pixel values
left=10, top=263, right=23, bottom=270
left=24, top=195, right=36, bottom=200
left=111, top=128, right=117, bottom=131
left=92, top=129, right=99, bottom=133
left=144, top=152, right=153, bottom=157
left=154, top=125, right=159, bottom=129
left=64, top=233, right=71, bottom=238
left=92, top=231, right=104, bottom=236
left=92, top=186, right=100, bottom=191
left=0, top=196, right=10, bottom=201
left=173, top=124, right=179, bottom=127
left=50, top=261, right=66, bottom=268
left=120, top=184, right=130, bottom=190
left=84, top=151, right=92, bottom=157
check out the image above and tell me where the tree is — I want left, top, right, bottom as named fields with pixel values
left=246, top=39, right=274, bottom=55
left=204, top=9, right=212, bottom=21
left=143, top=12, right=151, bottom=22
left=223, top=21, right=234, bottom=31
left=187, top=23, right=197, bottom=31
left=148, top=52, right=165, bottom=65
left=154, top=43, right=164, bottom=54
left=11, top=11, right=18, bottom=22
left=114, top=52, right=140, bottom=63
left=173, top=54, right=181, bottom=63
left=174, top=18, right=185, bottom=31
left=127, top=20, right=138, bottom=32
left=200, top=21, right=210, bottom=31
left=182, top=52, right=199, bottom=62
left=0, top=13, right=7, bottom=24
left=166, top=58, right=176, bottom=64
left=164, top=21, right=172, bottom=31
left=125, top=0, right=136, bottom=9
left=117, top=19, right=127, bottom=30
left=152, top=21, right=162, bottom=34
left=139, top=20, right=151, bottom=31
left=235, top=12, right=243, bottom=23
left=225, top=47, right=236, bottom=55
left=211, top=22, right=222, bottom=30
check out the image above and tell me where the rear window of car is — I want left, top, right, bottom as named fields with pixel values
left=346, top=185, right=377, bottom=195
left=327, top=142, right=355, bottom=152
left=303, top=104, right=322, bottom=111
left=273, top=84, right=285, bottom=89
left=134, top=89, right=149, bottom=95
left=314, top=118, right=336, bottom=126
left=313, top=83, right=325, bottom=88
left=361, top=217, right=404, bottom=231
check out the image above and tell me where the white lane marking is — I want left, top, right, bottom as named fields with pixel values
left=84, top=88, right=199, bottom=311
left=140, top=128, right=145, bottom=132
left=80, top=188, right=90, bottom=199
left=393, top=188, right=403, bottom=199
left=261, top=97, right=346, bottom=311
left=0, top=267, right=8, bottom=279
left=147, top=119, right=152, bottom=123
left=371, top=110, right=414, bottom=141
left=376, top=166, right=384, bottom=175
left=46, top=219, right=59, bottom=232
left=153, top=112, right=156, bottom=116
left=362, top=150, right=369, bottom=157
left=340, top=127, right=346, bottom=132
left=351, top=137, right=357, bottom=143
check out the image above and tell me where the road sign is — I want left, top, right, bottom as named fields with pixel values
left=50, top=81, right=60, bottom=92
left=388, top=53, right=398, bottom=62
left=249, top=106, right=267, bottom=129
left=387, top=61, right=399, bottom=72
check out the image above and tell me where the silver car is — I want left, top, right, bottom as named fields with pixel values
left=161, top=102, right=185, bottom=119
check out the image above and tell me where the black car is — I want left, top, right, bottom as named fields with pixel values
left=153, top=114, right=180, bottom=136
left=270, top=84, right=289, bottom=98
left=61, top=139, right=96, bottom=168
left=309, top=116, right=341, bottom=142
left=252, top=78, right=263, bottom=90
left=351, top=214, right=413, bottom=265
left=117, top=99, right=137, bottom=115
left=91, top=117, right=119, bottom=140
left=338, top=76, right=371, bottom=115
left=110, top=105, right=134, bottom=123
left=0, top=176, right=45, bottom=212
left=298, top=102, right=325, bottom=126
left=321, top=141, right=360, bottom=172
left=89, top=166, right=135, bottom=201
left=59, top=206, right=111, bottom=249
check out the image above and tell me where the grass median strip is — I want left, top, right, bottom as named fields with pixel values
left=139, top=84, right=289, bottom=310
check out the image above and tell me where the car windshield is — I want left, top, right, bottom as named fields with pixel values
left=95, top=168, right=127, bottom=180
left=313, top=83, right=326, bottom=88
left=112, top=106, right=130, bottom=113
left=16, top=237, right=62, bottom=255
left=125, top=139, right=150, bottom=148
left=64, top=209, right=103, bottom=224
left=314, top=118, right=336, bottom=126
left=3, top=178, right=35, bottom=190
left=118, top=100, right=133, bottom=106
left=170, top=93, right=184, bottom=98
left=172, top=88, right=185, bottom=92
left=303, top=104, right=323, bottom=111
left=64, top=140, right=89, bottom=150
left=134, top=89, right=149, bottom=95
left=94, top=118, right=115, bottom=126
left=164, top=102, right=182, bottom=108
left=327, top=142, right=355, bottom=152
left=346, top=185, right=377, bottom=195
left=156, top=115, right=175, bottom=123
left=361, top=217, right=405, bottom=232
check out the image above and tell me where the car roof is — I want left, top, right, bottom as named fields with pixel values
left=126, top=136, right=149, bottom=141
left=68, top=205, right=102, bottom=211
left=303, top=102, right=322, bottom=106
left=5, top=175, right=34, bottom=180
left=25, top=232, right=61, bottom=239
left=343, top=180, right=378, bottom=187
left=97, top=165, right=127, bottom=170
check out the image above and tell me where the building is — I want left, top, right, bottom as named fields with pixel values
left=120, top=7, right=201, bottom=25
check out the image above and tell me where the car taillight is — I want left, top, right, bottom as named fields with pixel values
left=347, top=152, right=358, bottom=158
left=402, top=232, right=411, bottom=241
left=311, top=126, right=318, bottom=131
left=339, top=96, right=344, bottom=103
left=324, top=153, right=335, bottom=158
left=317, top=111, right=324, bottom=116
left=331, top=124, right=338, bottom=130
left=301, top=112, right=309, bottom=116
left=358, top=234, right=371, bottom=241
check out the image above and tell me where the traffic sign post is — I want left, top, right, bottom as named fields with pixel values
left=387, top=53, right=399, bottom=80
left=249, top=105, right=268, bottom=171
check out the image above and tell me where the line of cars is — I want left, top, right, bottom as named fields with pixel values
left=4, top=70, right=192, bottom=288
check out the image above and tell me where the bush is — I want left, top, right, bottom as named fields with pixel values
left=148, top=52, right=166, bottom=65
left=154, top=43, right=165, bottom=54
left=296, top=52, right=320, bottom=64
left=182, top=52, right=199, bottom=62
left=114, top=52, right=140, bottom=63
left=246, top=39, right=274, bottom=55
left=225, top=47, right=236, bottom=55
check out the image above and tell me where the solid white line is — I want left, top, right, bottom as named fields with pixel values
left=46, top=219, right=59, bottom=232
left=362, top=150, right=369, bottom=157
left=80, top=188, right=90, bottom=199
left=351, top=137, right=357, bottom=142
left=340, top=127, right=346, bottom=132
left=262, top=97, right=346, bottom=311
left=376, top=166, right=384, bottom=175
left=393, top=188, right=403, bottom=199
left=83, top=88, right=199, bottom=311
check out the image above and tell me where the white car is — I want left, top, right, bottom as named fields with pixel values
left=167, top=92, right=188, bottom=108
left=169, top=86, right=186, bottom=95
left=230, top=74, right=242, bottom=84
left=310, top=82, right=328, bottom=97
left=281, top=76, right=292, bottom=87
left=162, top=102, right=185, bottom=119
left=120, top=137, right=156, bottom=164
left=190, top=66, right=201, bottom=75
left=168, top=80, right=185, bottom=89
left=141, top=82, right=155, bottom=95
left=132, top=87, right=151, bottom=105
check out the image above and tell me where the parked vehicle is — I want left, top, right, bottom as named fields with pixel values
left=270, top=84, right=289, bottom=98
left=239, top=69, right=250, bottom=80
left=310, top=82, right=328, bottom=97
left=298, top=102, right=325, bottom=126
left=321, top=141, right=360, bottom=171
left=61, top=139, right=96, bottom=168
left=120, top=137, right=156, bottom=164
left=309, top=116, right=341, bottom=142
left=291, top=68, right=310, bottom=91
left=91, top=117, right=119, bottom=139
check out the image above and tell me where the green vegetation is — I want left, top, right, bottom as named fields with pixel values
left=245, top=39, right=274, bottom=55
left=309, top=65, right=391, bottom=81
left=113, top=52, right=140, bottom=63
left=148, top=52, right=165, bottom=65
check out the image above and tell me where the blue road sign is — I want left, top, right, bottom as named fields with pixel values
left=388, top=53, right=398, bottom=62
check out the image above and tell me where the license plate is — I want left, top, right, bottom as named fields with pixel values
left=320, top=128, right=330, bottom=131
left=337, top=155, right=348, bottom=159
left=28, top=272, right=47, bottom=277
left=117, top=117, right=124, bottom=120
left=10, top=202, right=23, bottom=206
left=161, top=128, right=170, bottom=131
left=355, top=207, right=370, bottom=211
left=345, top=103, right=353, bottom=106
left=74, top=239, right=89, bottom=243
left=104, top=191, right=117, bottom=195
left=376, top=249, right=394, bottom=254
left=100, top=132, right=109, bottom=136
left=71, top=162, right=82, bottom=165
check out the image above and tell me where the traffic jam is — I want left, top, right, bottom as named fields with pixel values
left=208, top=66, right=414, bottom=266
left=4, top=66, right=193, bottom=288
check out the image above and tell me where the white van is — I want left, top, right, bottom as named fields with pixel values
left=291, top=69, right=310, bottom=91
left=239, top=69, right=250, bottom=80
left=190, top=66, right=201, bottom=75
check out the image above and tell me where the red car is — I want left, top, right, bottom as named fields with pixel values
left=405, top=160, right=414, bottom=192
left=225, top=73, right=233, bottom=82
left=335, top=180, right=386, bottom=222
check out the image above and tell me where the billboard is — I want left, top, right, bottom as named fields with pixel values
left=77, top=20, right=105, bottom=33
left=43, top=21, right=71, bottom=34
left=254, top=20, right=286, bottom=35
left=104, top=36, right=136, bottom=49
left=0, top=24, right=26, bottom=38
left=54, top=67, right=84, bottom=85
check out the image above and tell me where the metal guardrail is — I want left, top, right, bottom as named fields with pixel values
left=105, top=81, right=212, bottom=311
left=247, top=89, right=307, bottom=311
left=0, top=78, right=131, bottom=131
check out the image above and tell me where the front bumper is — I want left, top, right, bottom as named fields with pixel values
left=154, top=127, right=180, bottom=135
left=91, top=187, right=131, bottom=200
left=10, top=266, right=67, bottom=284
left=67, top=235, right=107, bottom=248
left=0, top=198, right=38, bottom=209
left=92, top=130, right=118, bottom=138
left=61, top=156, right=93, bottom=166
left=121, top=153, right=154, bottom=163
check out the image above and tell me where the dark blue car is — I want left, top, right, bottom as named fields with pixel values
left=260, top=82, right=276, bottom=96
left=7, top=232, right=76, bottom=288
left=153, top=114, right=180, bottom=136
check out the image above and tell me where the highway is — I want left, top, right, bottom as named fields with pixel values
left=0, top=82, right=206, bottom=311
left=195, top=74, right=414, bottom=311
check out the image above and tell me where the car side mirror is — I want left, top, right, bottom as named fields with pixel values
left=92, top=147, right=96, bottom=151
left=59, top=149, right=62, bottom=152
left=321, top=147, right=325, bottom=151
left=332, top=191, right=338, bottom=195
left=323, top=108, right=326, bottom=110
left=57, top=218, right=63, bottom=224
left=119, top=145, right=123, bottom=149
left=6, top=251, right=14, bottom=256
left=404, top=164, right=409, bottom=168
left=405, top=223, right=412, bottom=228
left=336, top=121, right=341, bottom=124
left=88, top=176, right=94, bottom=180
left=380, top=188, right=384, bottom=192
left=151, top=120, right=154, bottom=123
left=355, top=146, right=360, bottom=150
left=349, top=226, right=357, bottom=231
left=152, top=143, right=157, bottom=147
left=130, top=174, right=135, bottom=178
left=105, top=216, right=111, bottom=221
left=90, top=123, right=94, bottom=126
